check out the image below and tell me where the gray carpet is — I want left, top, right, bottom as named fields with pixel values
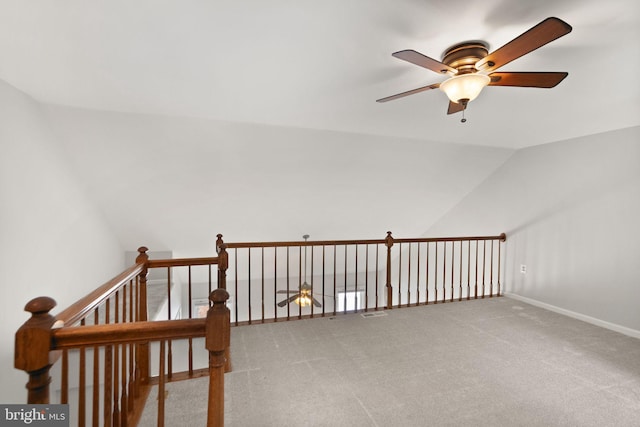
left=139, top=297, right=640, bottom=426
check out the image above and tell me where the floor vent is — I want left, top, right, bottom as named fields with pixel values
left=361, top=311, right=387, bottom=318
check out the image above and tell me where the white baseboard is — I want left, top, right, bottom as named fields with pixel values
left=504, top=293, right=640, bottom=340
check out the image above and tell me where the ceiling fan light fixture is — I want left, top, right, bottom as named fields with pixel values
left=439, top=73, right=490, bottom=104
left=295, top=295, right=312, bottom=307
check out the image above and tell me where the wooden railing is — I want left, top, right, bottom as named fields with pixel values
left=219, top=231, right=506, bottom=325
left=14, top=246, right=230, bottom=427
left=15, top=231, right=505, bottom=426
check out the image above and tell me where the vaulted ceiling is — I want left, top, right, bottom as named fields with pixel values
left=1, top=1, right=638, bottom=252
left=1, top=0, right=638, bottom=148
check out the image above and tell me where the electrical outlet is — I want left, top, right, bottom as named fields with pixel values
left=520, top=264, right=527, bottom=274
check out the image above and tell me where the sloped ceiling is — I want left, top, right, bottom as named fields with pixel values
left=2, top=1, right=639, bottom=252
left=1, top=0, right=638, bottom=148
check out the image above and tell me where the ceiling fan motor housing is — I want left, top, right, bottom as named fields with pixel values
left=441, top=41, right=489, bottom=74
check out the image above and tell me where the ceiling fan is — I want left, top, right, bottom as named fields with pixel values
left=277, top=235, right=322, bottom=308
left=376, top=17, right=572, bottom=121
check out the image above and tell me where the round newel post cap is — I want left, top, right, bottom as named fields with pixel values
left=499, top=233, right=506, bottom=242
left=209, top=288, right=229, bottom=305
left=385, top=231, right=394, bottom=248
left=24, top=297, right=56, bottom=315
left=216, top=234, right=224, bottom=253
left=136, top=246, right=150, bottom=266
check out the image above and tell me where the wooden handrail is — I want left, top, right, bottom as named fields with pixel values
left=52, top=319, right=206, bottom=349
left=55, top=263, right=145, bottom=327
left=147, top=257, right=220, bottom=268
left=224, top=238, right=386, bottom=248
left=221, top=233, right=505, bottom=249
left=392, top=233, right=507, bottom=244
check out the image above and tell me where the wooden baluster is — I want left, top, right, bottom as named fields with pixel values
left=474, top=241, right=479, bottom=299
left=406, top=243, right=411, bottom=306
left=61, top=350, right=69, bottom=404
left=93, top=309, right=100, bottom=427
left=120, top=290, right=128, bottom=427
left=234, top=248, right=239, bottom=326
left=158, top=341, right=166, bottom=427
left=188, top=265, right=193, bottom=375
left=384, top=231, right=394, bottom=309
left=311, top=245, right=315, bottom=318
left=128, top=282, right=135, bottom=414
left=482, top=240, right=487, bottom=298
left=467, top=240, right=471, bottom=300
left=207, top=264, right=211, bottom=301
left=104, top=298, right=112, bottom=427
left=490, top=240, right=495, bottom=297
left=113, top=293, right=121, bottom=427
left=261, top=247, right=265, bottom=322
left=248, top=248, right=253, bottom=324
left=206, top=289, right=230, bottom=427
left=135, top=247, right=150, bottom=387
left=397, top=243, right=402, bottom=307
left=286, top=247, right=291, bottom=319
left=343, top=245, right=348, bottom=312
left=166, top=267, right=173, bottom=380
left=322, top=245, right=326, bottom=315
left=415, top=243, right=420, bottom=306
left=434, top=242, right=439, bottom=303
left=375, top=245, right=379, bottom=310
left=79, top=320, right=87, bottom=427
left=332, top=245, right=337, bottom=315
left=15, top=297, right=57, bottom=404
left=365, top=244, right=369, bottom=311
left=274, top=248, right=278, bottom=322
left=442, top=242, right=447, bottom=303
left=459, top=241, right=463, bottom=301
left=425, top=243, right=429, bottom=305
left=298, top=246, right=303, bottom=319
left=451, top=241, right=455, bottom=302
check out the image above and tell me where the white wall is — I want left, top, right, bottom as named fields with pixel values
left=42, top=105, right=515, bottom=254
left=425, top=126, right=640, bottom=334
left=0, top=80, right=124, bottom=403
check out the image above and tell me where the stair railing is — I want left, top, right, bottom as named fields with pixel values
left=14, top=245, right=230, bottom=427
left=218, top=231, right=506, bottom=324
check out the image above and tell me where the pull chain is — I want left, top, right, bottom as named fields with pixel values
left=461, top=108, right=467, bottom=123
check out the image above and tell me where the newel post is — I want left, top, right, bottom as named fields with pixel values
left=385, top=231, right=394, bottom=309
left=215, top=235, right=231, bottom=372
left=15, top=297, right=57, bottom=403
left=205, top=289, right=230, bottom=427
left=135, top=246, right=150, bottom=384
left=217, top=243, right=228, bottom=291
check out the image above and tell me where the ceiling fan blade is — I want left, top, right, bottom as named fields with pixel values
left=392, top=50, right=457, bottom=75
left=376, top=83, right=440, bottom=103
left=276, top=290, right=298, bottom=294
left=447, top=101, right=465, bottom=115
left=489, top=72, right=568, bottom=88
left=476, top=17, right=572, bottom=73
left=277, top=294, right=299, bottom=307
left=311, top=297, right=322, bottom=308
